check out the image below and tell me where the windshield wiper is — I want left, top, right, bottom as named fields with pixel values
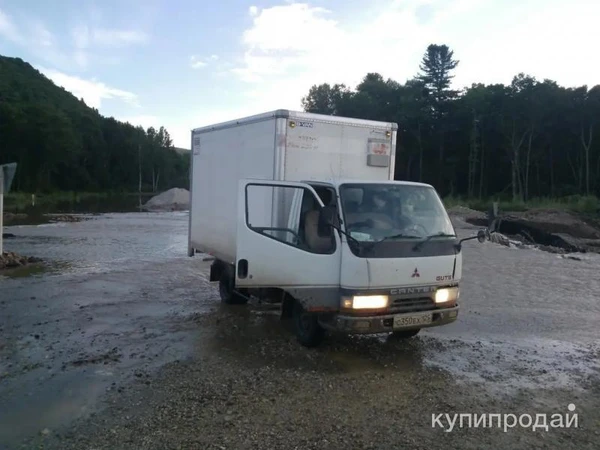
left=361, top=233, right=421, bottom=253
left=377, top=233, right=422, bottom=243
left=412, top=232, right=456, bottom=251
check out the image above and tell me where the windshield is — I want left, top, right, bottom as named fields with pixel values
left=339, top=183, right=455, bottom=244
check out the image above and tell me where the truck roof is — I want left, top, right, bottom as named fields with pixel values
left=305, top=179, right=434, bottom=189
left=192, top=109, right=398, bottom=134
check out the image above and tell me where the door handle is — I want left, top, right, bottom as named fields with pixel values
left=237, top=259, right=248, bottom=279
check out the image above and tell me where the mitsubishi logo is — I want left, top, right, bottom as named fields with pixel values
left=411, top=267, right=420, bottom=278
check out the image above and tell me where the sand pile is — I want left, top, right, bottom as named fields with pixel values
left=143, top=188, right=190, bottom=211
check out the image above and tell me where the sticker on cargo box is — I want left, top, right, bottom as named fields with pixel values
left=297, top=121, right=313, bottom=128
left=368, top=139, right=390, bottom=155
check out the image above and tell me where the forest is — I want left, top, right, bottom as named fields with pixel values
left=1, top=49, right=599, bottom=212
left=0, top=56, right=189, bottom=194
left=302, top=44, right=600, bottom=209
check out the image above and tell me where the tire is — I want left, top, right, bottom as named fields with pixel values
left=292, top=300, right=325, bottom=347
left=391, top=328, right=420, bottom=339
left=218, top=267, right=248, bottom=305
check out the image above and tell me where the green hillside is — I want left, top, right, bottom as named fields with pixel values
left=0, top=55, right=188, bottom=193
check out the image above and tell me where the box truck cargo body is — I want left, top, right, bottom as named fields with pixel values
left=188, top=110, right=397, bottom=262
left=188, top=109, right=487, bottom=347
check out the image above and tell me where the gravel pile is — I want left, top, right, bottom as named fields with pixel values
left=143, top=188, right=190, bottom=212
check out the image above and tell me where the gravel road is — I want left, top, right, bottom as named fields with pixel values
left=1, top=212, right=598, bottom=449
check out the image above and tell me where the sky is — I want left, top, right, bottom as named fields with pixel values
left=0, top=0, right=598, bottom=149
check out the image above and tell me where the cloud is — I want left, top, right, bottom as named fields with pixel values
left=190, top=54, right=219, bottom=69
left=69, top=23, right=148, bottom=51
left=229, top=0, right=600, bottom=111
left=91, top=28, right=149, bottom=46
left=228, top=1, right=448, bottom=111
left=120, top=114, right=161, bottom=130
left=190, top=56, right=207, bottom=69
left=0, top=8, right=23, bottom=44
left=0, top=7, right=149, bottom=71
left=71, top=24, right=90, bottom=49
left=38, top=66, right=139, bottom=109
left=118, top=106, right=263, bottom=150
left=230, top=0, right=445, bottom=105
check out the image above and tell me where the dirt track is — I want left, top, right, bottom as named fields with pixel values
left=1, top=212, right=599, bottom=449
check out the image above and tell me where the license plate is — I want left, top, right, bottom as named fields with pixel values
left=393, top=312, right=432, bottom=328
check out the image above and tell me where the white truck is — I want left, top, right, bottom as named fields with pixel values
left=188, top=109, right=486, bottom=347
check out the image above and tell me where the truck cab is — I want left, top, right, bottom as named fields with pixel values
left=228, top=177, right=483, bottom=347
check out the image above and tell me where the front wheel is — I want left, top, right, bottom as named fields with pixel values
left=293, top=301, right=325, bottom=347
left=391, top=328, right=420, bottom=339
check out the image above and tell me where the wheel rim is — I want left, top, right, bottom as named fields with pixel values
left=299, top=313, right=311, bottom=333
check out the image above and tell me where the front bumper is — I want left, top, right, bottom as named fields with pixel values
left=321, top=306, right=459, bottom=335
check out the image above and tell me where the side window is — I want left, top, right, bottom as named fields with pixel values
left=311, top=185, right=340, bottom=229
left=245, top=183, right=336, bottom=254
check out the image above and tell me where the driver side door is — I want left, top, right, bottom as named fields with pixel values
left=235, top=179, right=341, bottom=292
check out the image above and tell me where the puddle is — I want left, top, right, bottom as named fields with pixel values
left=0, top=369, right=111, bottom=449
left=422, top=335, right=600, bottom=394
left=0, top=263, right=48, bottom=279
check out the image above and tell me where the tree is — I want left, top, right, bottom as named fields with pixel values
left=0, top=55, right=190, bottom=193
left=417, top=44, right=460, bottom=195
left=418, top=44, right=460, bottom=109
left=301, top=83, right=353, bottom=116
left=299, top=44, right=600, bottom=201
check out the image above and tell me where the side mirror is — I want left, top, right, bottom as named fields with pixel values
left=317, top=205, right=336, bottom=237
left=456, top=228, right=489, bottom=251
left=477, top=229, right=489, bottom=243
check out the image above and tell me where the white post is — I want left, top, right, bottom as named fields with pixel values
left=0, top=193, right=3, bottom=255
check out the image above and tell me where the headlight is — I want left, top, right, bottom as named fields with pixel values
left=435, top=287, right=459, bottom=304
left=342, top=295, right=389, bottom=309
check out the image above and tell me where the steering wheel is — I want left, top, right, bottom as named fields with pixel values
left=349, top=219, right=374, bottom=229
left=403, top=222, right=428, bottom=236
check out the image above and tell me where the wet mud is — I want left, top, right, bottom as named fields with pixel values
left=1, top=212, right=599, bottom=449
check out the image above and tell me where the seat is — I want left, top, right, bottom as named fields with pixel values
left=303, top=210, right=333, bottom=254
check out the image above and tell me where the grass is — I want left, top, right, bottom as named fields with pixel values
left=3, top=191, right=155, bottom=214
left=443, top=194, right=600, bottom=215
left=6, top=192, right=108, bottom=210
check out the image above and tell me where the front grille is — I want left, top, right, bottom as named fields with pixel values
left=389, top=296, right=436, bottom=313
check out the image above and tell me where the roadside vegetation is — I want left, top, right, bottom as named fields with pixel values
left=303, top=44, right=600, bottom=211
left=0, top=56, right=189, bottom=195
left=1, top=46, right=599, bottom=220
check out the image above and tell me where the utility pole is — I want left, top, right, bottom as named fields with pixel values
left=138, top=144, right=142, bottom=211
left=0, top=163, right=18, bottom=255
left=468, top=110, right=480, bottom=198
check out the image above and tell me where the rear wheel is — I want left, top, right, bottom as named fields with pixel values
left=293, top=300, right=325, bottom=347
left=218, top=266, right=248, bottom=305
left=391, top=328, right=420, bottom=339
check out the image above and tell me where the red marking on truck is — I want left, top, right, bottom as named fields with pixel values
left=372, top=143, right=388, bottom=155
left=411, top=268, right=420, bottom=278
